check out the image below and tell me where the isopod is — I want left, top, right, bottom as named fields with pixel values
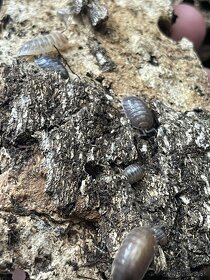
left=17, top=31, right=69, bottom=56
left=123, top=163, right=144, bottom=184
left=57, top=7, right=72, bottom=24
left=34, top=55, right=69, bottom=79
left=122, top=96, right=155, bottom=135
left=57, top=0, right=86, bottom=23
left=111, top=226, right=167, bottom=280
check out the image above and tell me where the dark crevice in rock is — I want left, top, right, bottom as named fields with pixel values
left=0, top=274, right=12, bottom=280
left=85, top=161, right=103, bottom=179
left=158, top=17, right=172, bottom=37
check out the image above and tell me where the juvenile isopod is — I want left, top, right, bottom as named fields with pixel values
left=57, top=1, right=83, bottom=22
left=111, top=226, right=167, bottom=280
left=122, top=96, right=155, bottom=135
left=35, top=55, right=69, bottom=79
left=57, top=7, right=72, bottom=24
left=123, top=163, right=144, bottom=184
left=17, top=31, right=69, bottom=56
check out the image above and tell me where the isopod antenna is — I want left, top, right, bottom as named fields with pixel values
left=53, top=45, right=80, bottom=80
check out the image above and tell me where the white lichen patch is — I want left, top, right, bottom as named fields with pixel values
left=194, top=122, right=210, bottom=149
left=201, top=174, right=210, bottom=196
left=203, top=203, right=210, bottom=229
left=8, top=95, right=32, bottom=136
left=0, top=147, right=12, bottom=172
left=179, top=195, right=190, bottom=205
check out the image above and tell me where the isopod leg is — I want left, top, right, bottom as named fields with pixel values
left=145, top=128, right=157, bottom=134
left=139, top=128, right=157, bottom=137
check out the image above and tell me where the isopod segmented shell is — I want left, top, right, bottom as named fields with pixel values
left=123, top=163, right=144, bottom=184
left=17, top=31, right=69, bottom=56
left=35, top=55, right=69, bottom=79
left=122, top=96, right=154, bottom=132
left=111, top=226, right=167, bottom=280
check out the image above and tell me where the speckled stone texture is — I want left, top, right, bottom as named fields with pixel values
left=0, top=0, right=210, bottom=279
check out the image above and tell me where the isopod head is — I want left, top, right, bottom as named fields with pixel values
left=151, top=225, right=167, bottom=246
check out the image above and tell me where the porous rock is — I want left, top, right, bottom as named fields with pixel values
left=0, top=61, right=210, bottom=279
left=0, top=0, right=210, bottom=279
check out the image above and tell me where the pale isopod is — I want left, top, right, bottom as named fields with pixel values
left=34, top=55, right=69, bottom=79
left=56, top=1, right=83, bottom=24
left=57, top=0, right=87, bottom=23
left=122, top=96, right=155, bottom=135
left=123, top=163, right=144, bottom=184
left=57, top=7, right=72, bottom=24
left=111, top=226, right=167, bottom=280
left=17, top=31, right=69, bottom=56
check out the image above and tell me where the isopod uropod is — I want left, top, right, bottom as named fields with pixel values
left=111, top=226, right=167, bottom=280
left=123, top=163, right=144, bottom=184
left=17, top=31, right=69, bottom=56
left=35, top=55, right=69, bottom=79
left=122, top=96, right=155, bottom=135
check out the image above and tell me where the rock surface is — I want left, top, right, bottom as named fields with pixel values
left=0, top=0, right=210, bottom=280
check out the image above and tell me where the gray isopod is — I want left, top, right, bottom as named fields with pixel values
left=35, top=55, right=69, bottom=79
left=122, top=96, right=155, bottom=135
left=111, top=226, right=167, bottom=280
left=123, top=163, right=144, bottom=184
